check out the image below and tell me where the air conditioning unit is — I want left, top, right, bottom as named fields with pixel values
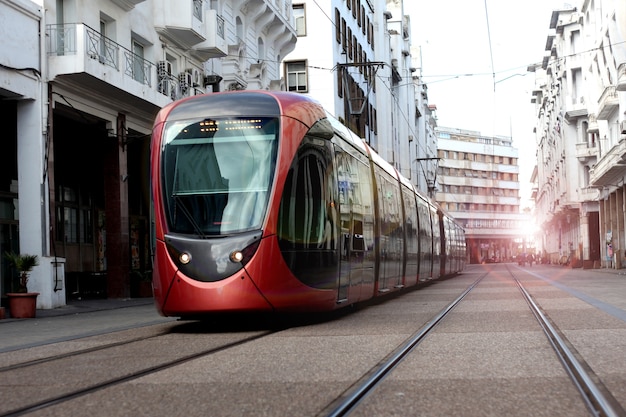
left=157, top=61, right=175, bottom=97
left=179, top=72, right=192, bottom=88
left=193, top=69, right=201, bottom=87
left=157, top=61, right=172, bottom=78
left=184, top=68, right=203, bottom=87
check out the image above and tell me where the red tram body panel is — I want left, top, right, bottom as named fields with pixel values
left=150, top=91, right=465, bottom=317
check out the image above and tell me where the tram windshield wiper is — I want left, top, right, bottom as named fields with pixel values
left=171, top=194, right=206, bottom=238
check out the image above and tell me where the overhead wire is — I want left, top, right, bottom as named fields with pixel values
left=483, top=0, right=496, bottom=92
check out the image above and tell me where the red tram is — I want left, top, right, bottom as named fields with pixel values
left=150, top=91, right=465, bottom=317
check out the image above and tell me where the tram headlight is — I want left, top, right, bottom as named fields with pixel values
left=229, top=250, right=244, bottom=263
left=179, top=252, right=192, bottom=264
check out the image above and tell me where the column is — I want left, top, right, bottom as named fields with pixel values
left=104, top=114, right=130, bottom=298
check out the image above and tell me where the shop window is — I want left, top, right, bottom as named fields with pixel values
left=56, top=185, right=93, bottom=244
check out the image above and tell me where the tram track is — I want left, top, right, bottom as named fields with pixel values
left=507, top=264, right=626, bottom=417
left=0, top=329, right=175, bottom=373
left=0, top=323, right=282, bottom=417
left=320, top=265, right=626, bottom=417
left=318, top=272, right=489, bottom=417
left=3, top=265, right=625, bottom=416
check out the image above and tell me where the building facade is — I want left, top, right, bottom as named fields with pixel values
left=1, top=0, right=296, bottom=310
left=434, top=127, right=530, bottom=264
left=531, top=0, right=625, bottom=267
left=282, top=0, right=437, bottom=195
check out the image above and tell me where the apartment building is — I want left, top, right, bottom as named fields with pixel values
left=435, top=127, right=529, bottom=264
left=0, top=0, right=296, bottom=309
left=531, top=1, right=626, bottom=267
left=282, top=0, right=437, bottom=193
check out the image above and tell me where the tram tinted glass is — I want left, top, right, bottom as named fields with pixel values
left=161, top=117, right=278, bottom=235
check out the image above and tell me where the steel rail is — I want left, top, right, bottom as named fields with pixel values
left=320, top=274, right=486, bottom=417
left=1, top=330, right=275, bottom=417
left=512, top=271, right=625, bottom=417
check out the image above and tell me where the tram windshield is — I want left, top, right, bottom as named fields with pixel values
left=161, top=117, right=279, bottom=235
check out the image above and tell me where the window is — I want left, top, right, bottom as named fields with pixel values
left=162, top=117, right=279, bottom=235
left=293, top=4, right=306, bottom=36
left=257, top=37, right=265, bottom=60
left=56, top=185, right=93, bottom=244
left=131, top=40, right=145, bottom=83
left=361, top=5, right=366, bottom=34
left=286, top=61, right=308, bottom=92
left=347, top=28, right=353, bottom=58
left=335, top=8, right=341, bottom=43
left=99, top=20, right=107, bottom=58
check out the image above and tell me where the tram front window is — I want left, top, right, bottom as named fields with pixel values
left=161, top=117, right=278, bottom=235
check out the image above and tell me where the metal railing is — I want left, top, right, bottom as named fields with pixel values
left=193, top=0, right=203, bottom=21
left=216, top=13, right=225, bottom=39
left=46, top=23, right=154, bottom=88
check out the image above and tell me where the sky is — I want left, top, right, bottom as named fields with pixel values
left=406, top=0, right=568, bottom=208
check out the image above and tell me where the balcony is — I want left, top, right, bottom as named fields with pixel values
left=587, top=114, right=599, bottom=133
left=575, top=142, right=597, bottom=163
left=617, top=63, right=626, bottom=91
left=597, top=85, right=619, bottom=119
left=589, top=138, right=626, bottom=186
left=46, top=23, right=172, bottom=110
left=109, top=0, right=147, bottom=11
left=153, top=0, right=205, bottom=47
left=192, top=9, right=227, bottom=60
left=577, top=187, right=600, bottom=202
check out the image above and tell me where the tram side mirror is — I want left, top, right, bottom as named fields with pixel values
left=307, top=118, right=334, bottom=140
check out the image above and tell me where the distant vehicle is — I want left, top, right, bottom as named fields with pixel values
left=150, top=91, right=466, bottom=317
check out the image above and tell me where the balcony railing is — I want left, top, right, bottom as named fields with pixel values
left=47, top=23, right=155, bottom=89
left=84, top=25, right=119, bottom=70
left=193, top=0, right=203, bottom=20
left=575, top=142, right=597, bottom=162
left=123, top=50, right=152, bottom=87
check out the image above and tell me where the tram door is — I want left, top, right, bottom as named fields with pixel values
left=335, top=144, right=374, bottom=303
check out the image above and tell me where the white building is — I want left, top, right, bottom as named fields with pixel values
left=281, top=0, right=436, bottom=193
left=531, top=0, right=626, bottom=267
left=0, top=0, right=296, bottom=310
left=411, top=45, right=439, bottom=196
left=435, top=127, right=529, bottom=263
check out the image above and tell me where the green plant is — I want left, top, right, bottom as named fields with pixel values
left=4, top=252, right=39, bottom=293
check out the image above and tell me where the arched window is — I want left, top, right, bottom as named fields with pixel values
left=257, top=37, right=265, bottom=61
left=236, top=17, right=243, bottom=42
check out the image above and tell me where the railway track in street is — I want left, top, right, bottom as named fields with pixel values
left=508, top=265, right=625, bottom=417
left=318, top=273, right=487, bottom=417
left=1, top=325, right=278, bottom=417
left=318, top=264, right=626, bottom=417
left=1, top=264, right=625, bottom=416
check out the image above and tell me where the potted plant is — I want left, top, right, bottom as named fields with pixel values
left=5, top=251, right=39, bottom=318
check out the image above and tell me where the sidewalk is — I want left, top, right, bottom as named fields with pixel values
left=0, top=298, right=176, bottom=353
left=1, top=297, right=155, bottom=320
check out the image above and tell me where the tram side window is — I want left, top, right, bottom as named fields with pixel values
left=278, top=139, right=335, bottom=250
left=417, top=198, right=431, bottom=258
left=336, top=144, right=375, bottom=264
left=375, top=169, right=403, bottom=258
left=403, top=189, right=418, bottom=273
left=431, top=207, right=441, bottom=260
